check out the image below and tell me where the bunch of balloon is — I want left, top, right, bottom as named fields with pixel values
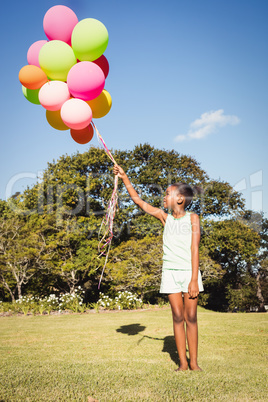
left=18, top=5, right=112, bottom=145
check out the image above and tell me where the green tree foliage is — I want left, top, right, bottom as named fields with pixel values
left=0, top=211, right=54, bottom=301
left=226, top=274, right=259, bottom=312
left=0, top=144, right=264, bottom=311
left=238, top=211, right=268, bottom=310
left=47, top=215, right=100, bottom=293
left=106, top=235, right=163, bottom=299
left=200, top=219, right=260, bottom=311
left=197, top=180, right=245, bottom=217
left=256, top=259, right=268, bottom=311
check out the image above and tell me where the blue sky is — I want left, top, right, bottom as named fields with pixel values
left=1, top=0, right=267, bottom=217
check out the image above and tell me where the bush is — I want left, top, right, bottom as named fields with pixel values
left=93, top=291, right=144, bottom=311
left=0, top=287, right=86, bottom=315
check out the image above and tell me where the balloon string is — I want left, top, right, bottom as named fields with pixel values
left=91, top=121, right=118, bottom=290
left=97, top=174, right=118, bottom=289
left=91, top=121, right=116, bottom=164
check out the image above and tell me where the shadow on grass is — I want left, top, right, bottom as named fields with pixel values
left=116, top=323, right=146, bottom=336
left=116, top=323, right=189, bottom=366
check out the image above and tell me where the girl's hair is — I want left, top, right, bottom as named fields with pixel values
left=172, top=182, right=203, bottom=208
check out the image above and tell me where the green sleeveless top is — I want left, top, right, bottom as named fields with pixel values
left=162, top=211, right=192, bottom=271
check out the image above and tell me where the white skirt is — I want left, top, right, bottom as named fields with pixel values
left=159, top=269, right=204, bottom=294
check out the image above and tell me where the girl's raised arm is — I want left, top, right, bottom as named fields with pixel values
left=113, top=164, right=167, bottom=225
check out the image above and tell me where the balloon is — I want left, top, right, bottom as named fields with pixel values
left=39, top=40, right=77, bottom=81
left=67, top=61, right=105, bottom=101
left=70, top=124, right=94, bottom=144
left=43, top=5, right=78, bottom=45
left=86, top=89, right=112, bottom=118
left=93, top=55, right=109, bottom=79
left=71, top=18, right=109, bottom=61
left=18, top=6, right=112, bottom=137
left=27, top=40, right=48, bottom=68
left=22, top=86, right=41, bottom=105
left=61, top=98, right=92, bottom=130
left=39, top=81, right=70, bottom=111
left=46, top=109, right=69, bottom=131
left=19, top=65, right=48, bottom=90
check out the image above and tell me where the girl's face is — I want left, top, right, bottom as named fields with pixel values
left=163, top=186, right=183, bottom=209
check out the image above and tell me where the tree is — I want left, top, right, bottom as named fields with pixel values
left=239, top=211, right=268, bottom=311
left=14, top=144, right=246, bottom=242
left=201, top=219, right=260, bottom=311
left=46, top=215, right=100, bottom=293
left=106, top=235, right=163, bottom=299
left=0, top=212, right=54, bottom=300
left=256, top=259, right=268, bottom=311
left=1, top=144, right=262, bottom=310
left=196, top=180, right=245, bottom=218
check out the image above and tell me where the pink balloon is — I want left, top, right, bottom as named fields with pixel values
left=67, top=61, right=105, bottom=101
left=43, top=5, right=78, bottom=45
left=60, top=99, right=92, bottom=130
left=93, top=55, right=109, bottom=79
left=39, top=81, right=70, bottom=111
left=27, top=40, right=48, bottom=68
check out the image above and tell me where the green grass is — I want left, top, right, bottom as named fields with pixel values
left=0, top=306, right=267, bottom=401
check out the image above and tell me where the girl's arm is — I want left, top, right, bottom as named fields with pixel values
left=113, top=164, right=167, bottom=225
left=188, top=213, right=201, bottom=298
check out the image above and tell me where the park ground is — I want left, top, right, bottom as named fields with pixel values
left=0, top=306, right=267, bottom=401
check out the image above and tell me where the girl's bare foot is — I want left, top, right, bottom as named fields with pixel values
left=175, top=363, right=189, bottom=371
left=189, top=363, right=202, bottom=371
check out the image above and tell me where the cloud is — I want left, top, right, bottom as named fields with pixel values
left=174, top=109, right=240, bottom=142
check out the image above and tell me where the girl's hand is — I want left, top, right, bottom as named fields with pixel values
left=188, top=280, right=199, bottom=298
left=113, top=164, right=126, bottom=179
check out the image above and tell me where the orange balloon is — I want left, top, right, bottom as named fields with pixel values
left=46, top=109, right=69, bottom=131
left=70, top=124, right=94, bottom=144
left=19, top=65, right=48, bottom=90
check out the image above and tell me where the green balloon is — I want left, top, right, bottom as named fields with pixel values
left=71, top=18, right=109, bottom=61
left=22, top=85, right=41, bottom=105
left=39, top=40, right=77, bottom=81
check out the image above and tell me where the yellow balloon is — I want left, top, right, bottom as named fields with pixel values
left=46, top=109, right=69, bottom=131
left=86, top=89, right=112, bottom=118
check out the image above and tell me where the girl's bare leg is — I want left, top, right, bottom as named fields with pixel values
left=168, top=293, right=188, bottom=370
left=183, top=292, right=202, bottom=371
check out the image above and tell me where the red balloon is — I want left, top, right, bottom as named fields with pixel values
left=70, top=124, right=94, bottom=144
left=92, top=55, right=109, bottom=79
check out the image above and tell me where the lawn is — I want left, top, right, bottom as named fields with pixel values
left=0, top=306, right=267, bottom=401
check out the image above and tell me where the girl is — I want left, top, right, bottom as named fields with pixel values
left=113, top=164, right=204, bottom=372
